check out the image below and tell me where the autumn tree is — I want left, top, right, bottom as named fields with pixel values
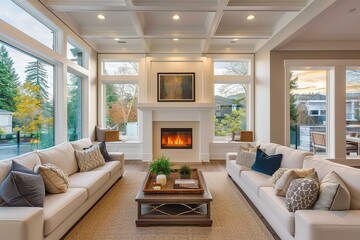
left=13, top=82, right=53, bottom=142
left=0, top=45, right=19, bottom=112
left=24, top=60, right=49, bottom=101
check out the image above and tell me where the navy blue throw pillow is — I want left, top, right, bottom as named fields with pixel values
left=251, top=149, right=283, bottom=176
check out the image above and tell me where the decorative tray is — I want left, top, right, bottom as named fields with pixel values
left=143, top=169, right=204, bottom=194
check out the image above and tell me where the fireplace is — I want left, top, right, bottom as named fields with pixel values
left=161, top=128, right=192, bottom=149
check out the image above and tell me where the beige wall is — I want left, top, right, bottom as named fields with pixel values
left=269, top=50, right=360, bottom=145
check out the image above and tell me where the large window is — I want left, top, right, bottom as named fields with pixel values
left=289, top=69, right=327, bottom=155
left=213, top=58, right=252, bottom=140
left=67, top=73, right=82, bottom=141
left=105, top=83, right=138, bottom=137
left=0, top=0, right=55, bottom=49
left=0, top=42, right=54, bottom=159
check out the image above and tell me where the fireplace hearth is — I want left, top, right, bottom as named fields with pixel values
left=161, top=128, right=192, bottom=149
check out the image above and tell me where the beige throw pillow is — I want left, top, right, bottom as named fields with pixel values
left=270, top=168, right=288, bottom=186
left=275, top=168, right=315, bottom=196
left=75, top=145, right=106, bottom=172
left=34, top=163, right=70, bottom=194
left=236, top=150, right=256, bottom=168
left=314, top=171, right=351, bottom=211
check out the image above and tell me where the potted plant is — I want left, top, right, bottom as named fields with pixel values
left=179, top=165, right=192, bottom=179
left=149, top=155, right=172, bottom=186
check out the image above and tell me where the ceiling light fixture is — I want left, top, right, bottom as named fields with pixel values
left=247, top=15, right=255, bottom=20
left=97, top=14, right=105, bottom=20
left=173, top=14, right=180, bottom=20
left=173, top=38, right=179, bottom=41
left=114, top=38, right=120, bottom=41
left=233, top=38, right=239, bottom=41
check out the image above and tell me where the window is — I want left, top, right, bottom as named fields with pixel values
left=289, top=69, right=327, bottom=155
left=0, top=0, right=55, bottom=49
left=67, top=73, right=82, bottom=141
left=67, top=42, right=83, bottom=66
left=214, top=60, right=250, bottom=76
left=214, top=83, right=248, bottom=136
left=105, top=83, right=138, bottom=137
left=0, top=42, right=54, bottom=160
left=102, top=61, right=139, bottom=76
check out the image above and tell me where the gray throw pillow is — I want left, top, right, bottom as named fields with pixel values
left=99, top=141, right=111, bottom=162
left=235, top=150, right=256, bottom=168
left=0, top=171, right=45, bottom=207
left=95, top=126, right=107, bottom=142
left=285, top=172, right=320, bottom=212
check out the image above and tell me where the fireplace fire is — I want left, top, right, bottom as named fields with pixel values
left=161, top=128, right=192, bottom=149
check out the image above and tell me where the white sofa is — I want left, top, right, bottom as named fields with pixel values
left=226, top=142, right=360, bottom=240
left=0, top=138, right=125, bottom=240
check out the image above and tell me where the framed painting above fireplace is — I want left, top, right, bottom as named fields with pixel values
left=157, top=73, right=195, bottom=102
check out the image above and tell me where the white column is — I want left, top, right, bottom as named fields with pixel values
left=199, top=109, right=211, bottom=162
left=142, top=110, right=153, bottom=162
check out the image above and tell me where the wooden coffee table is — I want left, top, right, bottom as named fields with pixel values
left=135, top=171, right=212, bottom=227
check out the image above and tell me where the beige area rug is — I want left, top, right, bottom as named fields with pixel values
left=64, top=172, right=274, bottom=240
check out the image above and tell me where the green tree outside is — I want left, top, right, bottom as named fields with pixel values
left=25, top=60, right=49, bottom=101
left=0, top=45, right=19, bottom=112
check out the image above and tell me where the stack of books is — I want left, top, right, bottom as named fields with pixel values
left=174, top=179, right=199, bottom=189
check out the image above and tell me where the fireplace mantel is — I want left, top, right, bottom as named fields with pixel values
left=137, top=102, right=215, bottom=162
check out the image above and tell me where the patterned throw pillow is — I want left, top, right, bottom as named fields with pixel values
left=270, top=168, right=288, bottom=186
left=286, top=172, right=320, bottom=212
left=34, top=163, right=70, bottom=194
left=236, top=150, right=256, bottom=168
left=274, top=168, right=315, bottom=196
left=75, top=145, right=106, bottom=172
left=314, top=171, right=350, bottom=211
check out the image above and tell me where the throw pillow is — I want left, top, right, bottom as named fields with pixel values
left=270, top=168, right=288, bottom=186
left=34, top=163, right=70, bottom=194
left=239, top=143, right=259, bottom=153
left=107, top=125, right=118, bottom=130
left=274, top=168, right=315, bottom=196
left=236, top=150, right=256, bottom=168
left=0, top=162, right=45, bottom=207
left=286, top=172, right=320, bottom=212
left=99, top=141, right=111, bottom=162
left=95, top=126, right=107, bottom=142
left=251, top=149, right=283, bottom=176
left=314, top=171, right=351, bottom=211
left=75, top=145, right=106, bottom=172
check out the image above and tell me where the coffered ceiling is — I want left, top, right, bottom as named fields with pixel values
left=42, top=0, right=360, bottom=54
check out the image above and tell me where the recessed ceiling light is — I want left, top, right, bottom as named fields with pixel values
left=173, top=14, right=180, bottom=20
left=233, top=38, right=239, bottom=41
left=247, top=15, right=255, bottom=21
left=114, top=38, right=120, bottom=41
left=97, top=14, right=105, bottom=20
left=173, top=38, right=179, bottom=41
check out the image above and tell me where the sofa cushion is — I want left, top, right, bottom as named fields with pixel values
left=68, top=170, right=109, bottom=198
left=236, top=150, right=256, bottom=168
left=241, top=170, right=272, bottom=196
left=251, top=149, right=282, bottom=176
left=93, top=161, right=122, bottom=177
left=314, top=171, right=350, bottom=211
left=259, top=187, right=295, bottom=236
left=258, top=142, right=279, bottom=155
left=34, top=163, right=70, bottom=194
left=43, top=188, right=87, bottom=236
left=286, top=173, right=320, bottom=212
left=0, top=162, right=45, bottom=207
left=75, top=145, right=106, bottom=172
left=304, top=156, right=360, bottom=210
left=275, top=145, right=312, bottom=169
left=37, top=142, right=78, bottom=176
left=70, top=138, right=92, bottom=151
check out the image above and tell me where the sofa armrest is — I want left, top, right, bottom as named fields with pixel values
left=226, top=152, right=237, bottom=162
left=0, top=207, right=43, bottom=240
left=109, top=152, right=125, bottom=175
left=295, top=210, right=360, bottom=240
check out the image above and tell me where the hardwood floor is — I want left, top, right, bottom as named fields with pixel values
left=125, top=160, right=226, bottom=173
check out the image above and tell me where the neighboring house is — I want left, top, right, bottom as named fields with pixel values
left=215, top=95, right=242, bottom=121
left=0, top=109, right=13, bottom=134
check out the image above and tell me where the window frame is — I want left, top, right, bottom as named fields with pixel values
left=210, top=54, right=254, bottom=142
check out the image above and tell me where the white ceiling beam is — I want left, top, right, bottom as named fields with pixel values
left=201, top=0, right=229, bottom=53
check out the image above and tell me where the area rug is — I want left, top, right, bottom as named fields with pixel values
left=64, top=172, right=274, bottom=240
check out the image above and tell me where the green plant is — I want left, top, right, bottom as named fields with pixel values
left=149, top=155, right=172, bottom=176
left=179, top=165, right=192, bottom=176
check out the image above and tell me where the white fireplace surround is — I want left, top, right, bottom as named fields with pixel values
left=137, top=103, right=215, bottom=162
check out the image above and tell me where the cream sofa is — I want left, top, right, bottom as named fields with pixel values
left=226, top=142, right=360, bottom=240
left=0, top=138, right=124, bottom=240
